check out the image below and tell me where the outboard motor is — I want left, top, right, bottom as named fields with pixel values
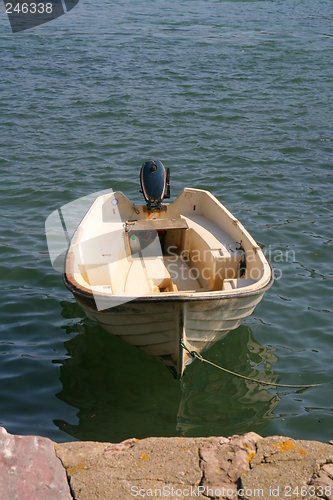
left=140, top=160, right=170, bottom=210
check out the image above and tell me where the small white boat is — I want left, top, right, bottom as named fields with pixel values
left=64, top=161, right=273, bottom=378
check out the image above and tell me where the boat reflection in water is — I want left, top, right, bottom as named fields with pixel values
left=54, top=301, right=280, bottom=442
left=177, top=330, right=280, bottom=438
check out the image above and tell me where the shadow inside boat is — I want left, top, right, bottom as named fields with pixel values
left=53, top=300, right=280, bottom=442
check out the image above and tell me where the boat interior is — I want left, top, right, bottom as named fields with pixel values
left=68, top=189, right=268, bottom=296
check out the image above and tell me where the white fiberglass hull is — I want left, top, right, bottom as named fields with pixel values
left=63, top=187, right=273, bottom=378
left=66, top=283, right=270, bottom=378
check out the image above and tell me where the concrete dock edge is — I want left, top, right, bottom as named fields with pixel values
left=1, top=426, right=333, bottom=499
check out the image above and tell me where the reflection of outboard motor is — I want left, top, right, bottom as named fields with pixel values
left=140, top=160, right=170, bottom=210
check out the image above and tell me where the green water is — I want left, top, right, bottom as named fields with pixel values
left=0, top=0, right=332, bottom=443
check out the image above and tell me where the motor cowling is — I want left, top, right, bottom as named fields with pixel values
left=140, top=160, right=170, bottom=209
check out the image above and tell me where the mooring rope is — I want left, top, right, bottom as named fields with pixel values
left=180, top=342, right=323, bottom=388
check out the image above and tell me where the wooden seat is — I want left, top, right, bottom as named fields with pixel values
left=181, top=215, right=232, bottom=258
left=124, top=256, right=173, bottom=294
left=125, top=218, right=188, bottom=231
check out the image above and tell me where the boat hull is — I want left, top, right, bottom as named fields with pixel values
left=70, top=286, right=268, bottom=378
left=61, top=187, right=274, bottom=378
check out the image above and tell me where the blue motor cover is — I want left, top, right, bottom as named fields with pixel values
left=140, top=160, right=166, bottom=208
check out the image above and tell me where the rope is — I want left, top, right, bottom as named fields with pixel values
left=180, top=342, right=323, bottom=389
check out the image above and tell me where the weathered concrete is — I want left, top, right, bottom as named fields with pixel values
left=55, top=436, right=208, bottom=499
left=0, top=427, right=72, bottom=500
left=1, top=426, right=333, bottom=500
left=55, top=433, right=333, bottom=500
left=241, top=435, right=333, bottom=500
